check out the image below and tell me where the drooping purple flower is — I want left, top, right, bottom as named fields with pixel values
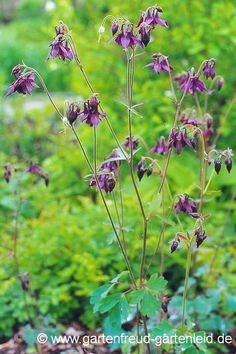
left=137, top=6, right=168, bottom=29
left=48, top=35, right=73, bottom=61
left=6, top=72, right=39, bottom=96
left=195, top=228, right=207, bottom=248
left=27, top=162, right=49, bottom=186
left=4, top=163, right=12, bottom=183
left=81, top=95, right=106, bottom=127
left=175, top=71, right=207, bottom=95
left=214, top=158, right=222, bottom=175
left=225, top=158, right=232, bottom=173
left=137, top=160, right=147, bottom=181
left=89, top=174, right=116, bottom=194
left=203, top=114, right=214, bottom=140
left=100, top=149, right=121, bottom=172
left=113, top=24, right=143, bottom=49
left=202, top=59, right=216, bottom=80
left=150, top=136, right=169, bottom=155
left=146, top=53, right=173, bottom=74
left=181, top=113, right=199, bottom=127
left=168, top=128, right=196, bottom=155
left=122, top=136, right=139, bottom=151
left=66, top=102, right=81, bottom=125
left=11, top=64, right=24, bottom=78
left=111, top=20, right=119, bottom=35
left=175, top=194, right=199, bottom=217
left=217, top=77, right=224, bottom=91
left=138, top=25, right=151, bottom=47
left=170, top=240, right=179, bottom=253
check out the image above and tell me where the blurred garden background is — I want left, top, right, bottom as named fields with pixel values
left=0, top=0, right=236, bottom=352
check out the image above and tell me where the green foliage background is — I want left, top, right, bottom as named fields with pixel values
left=0, top=0, right=235, bottom=349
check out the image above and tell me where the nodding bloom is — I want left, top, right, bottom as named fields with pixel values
left=111, top=20, right=119, bottom=35
left=170, top=239, right=179, bottom=253
left=202, top=59, right=216, bottom=80
left=6, top=72, right=39, bottom=96
left=113, top=24, right=143, bottom=49
left=48, top=35, right=73, bottom=61
left=225, top=158, right=232, bottom=173
left=138, top=25, right=151, bottom=47
left=181, top=113, right=199, bottom=127
left=150, top=136, right=169, bottom=155
left=4, top=163, right=12, bottom=183
left=175, top=194, right=199, bottom=218
left=100, top=149, right=121, bottom=172
left=203, top=114, right=214, bottom=140
left=217, top=77, right=224, bottom=91
left=146, top=53, right=173, bottom=74
left=66, top=102, right=81, bottom=125
left=122, top=136, right=139, bottom=151
left=137, top=159, right=153, bottom=181
left=81, top=95, right=106, bottom=127
left=137, top=5, right=168, bottom=29
left=89, top=174, right=116, bottom=194
left=195, top=228, right=207, bottom=248
left=27, top=162, right=49, bottom=186
left=168, top=128, right=196, bottom=155
left=209, top=148, right=233, bottom=174
left=214, top=158, right=222, bottom=174
left=175, top=70, right=207, bottom=95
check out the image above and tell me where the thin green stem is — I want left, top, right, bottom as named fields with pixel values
left=182, top=245, right=192, bottom=328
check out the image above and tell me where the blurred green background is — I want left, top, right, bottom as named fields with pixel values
left=0, top=0, right=235, bottom=350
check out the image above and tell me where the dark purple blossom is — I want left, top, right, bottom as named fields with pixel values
left=137, top=160, right=147, bottom=181
left=168, top=128, right=196, bottom=155
left=202, top=59, right=216, bottom=80
left=89, top=174, right=116, bottom=194
left=122, top=136, right=139, bottom=151
left=4, top=163, right=12, bottom=183
left=146, top=53, right=173, bottom=74
left=48, top=35, right=73, bottom=61
left=138, top=25, right=151, bottom=47
left=225, top=158, right=232, bottom=173
left=113, top=25, right=143, bottom=49
left=6, top=72, right=39, bottom=96
left=66, top=102, right=81, bottom=125
left=27, top=162, right=49, bottom=186
left=81, top=95, right=106, bottom=127
left=175, top=194, right=199, bottom=217
left=150, top=136, right=169, bottom=155
left=170, top=240, right=179, bottom=253
left=217, top=77, right=224, bottom=91
left=203, top=114, right=214, bottom=140
left=175, top=71, right=207, bottom=95
left=111, top=20, right=119, bottom=35
left=100, top=149, right=121, bottom=172
left=195, top=228, right=207, bottom=248
left=181, top=113, right=199, bottom=127
left=214, top=158, right=222, bottom=175
left=137, top=6, right=168, bottom=29
left=11, top=64, right=23, bottom=77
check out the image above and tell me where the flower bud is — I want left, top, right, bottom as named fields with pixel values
left=225, top=158, right=232, bottom=173
left=214, top=158, right=222, bottom=175
left=137, top=160, right=147, bottom=181
left=111, top=20, right=119, bottom=35
left=147, top=164, right=153, bottom=177
left=217, top=77, right=224, bottom=91
left=170, top=240, right=179, bottom=253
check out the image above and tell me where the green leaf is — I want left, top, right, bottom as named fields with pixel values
left=148, top=274, right=167, bottom=292
left=152, top=320, right=174, bottom=337
left=129, top=289, right=145, bottom=304
left=99, top=293, right=121, bottom=313
left=120, top=296, right=129, bottom=321
left=110, top=271, right=129, bottom=283
left=22, top=325, right=37, bottom=348
left=90, top=284, right=111, bottom=305
left=149, top=193, right=161, bottom=216
left=140, top=291, right=160, bottom=317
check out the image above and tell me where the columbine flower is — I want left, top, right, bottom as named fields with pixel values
left=146, top=53, right=173, bottom=74
left=66, top=102, right=81, bottom=125
left=4, top=163, right=12, bottom=183
left=48, top=35, right=73, bottom=61
left=137, top=159, right=153, bottom=181
left=175, top=194, right=199, bottom=217
left=203, top=114, right=214, bottom=140
left=223, top=148, right=233, bottom=173
left=168, top=128, right=196, bottom=155
left=122, top=136, right=139, bottom=151
left=113, top=24, right=143, bottom=49
left=137, top=5, right=168, bottom=29
left=150, top=136, right=169, bottom=155
left=202, top=59, right=216, bottom=80
left=195, top=228, right=207, bottom=248
left=6, top=72, right=39, bottom=96
left=170, top=240, right=179, bottom=253
left=138, top=25, right=151, bottom=47
left=100, top=149, right=121, bottom=172
left=175, top=70, right=207, bottom=95
left=89, top=174, right=116, bottom=194
left=225, top=158, right=232, bottom=173
left=81, top=95, right=106, bottom=127
left=111, top=20, right=119, bottom=35
left=11, top=64, right=24, bottom=77
left=27, top=162, right=49, bottom=186
left=217, top=77, right=224, bottom=91
left=181, top=113, right=198, bottom=127
left=214, top=158, right=222, bottom=174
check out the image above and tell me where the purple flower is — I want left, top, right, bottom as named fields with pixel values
left=195, top=228, right=207, bottom=248
left=217, top=77, right=224, bottom=91
left=81, top=95, right=106, bottom=127
left=27, top=162, right=49, bottom=186
left=4, top=163, right=12, bottom=183
left=225, top=158, right=232, bottom=173
left=168, top=128, right=196, bottom=155
left=66, top=102, right=81, bottom=125
left=175, top=194, right=198, bottom=217
left=113, top=24, right=143, bottom=49
left=203, top=114, right=214, bottom=140
left=150, top=136, right=169, bottom=155
left=181, top=113, right=199, bottom=127
left=122, top=136, right=139, bottom=151
left=111, top=20, right=119, bottom=35
left=175, top=71, right=207, bottom=95
left=137, top=6, right=168, bottom=29
left=89, top=174, right=116, bottom=194
left=138, top=25, right=151, bottom=47
left=146, top=53, right=173, bottom=74
left=137, top=160, right=153, bottom=181
left=11, top=64, right=24, bottom=77
left=100, top=149, right=121, bottom=172
left=48, top=35, right=73, bottom=61
left=170, top=240, right=179, bottom=253
left=202, top=59, right=216, bottom=80
left=214, top=158, right=222, bottom=175
left=6, top=72, right=39, bottom=96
